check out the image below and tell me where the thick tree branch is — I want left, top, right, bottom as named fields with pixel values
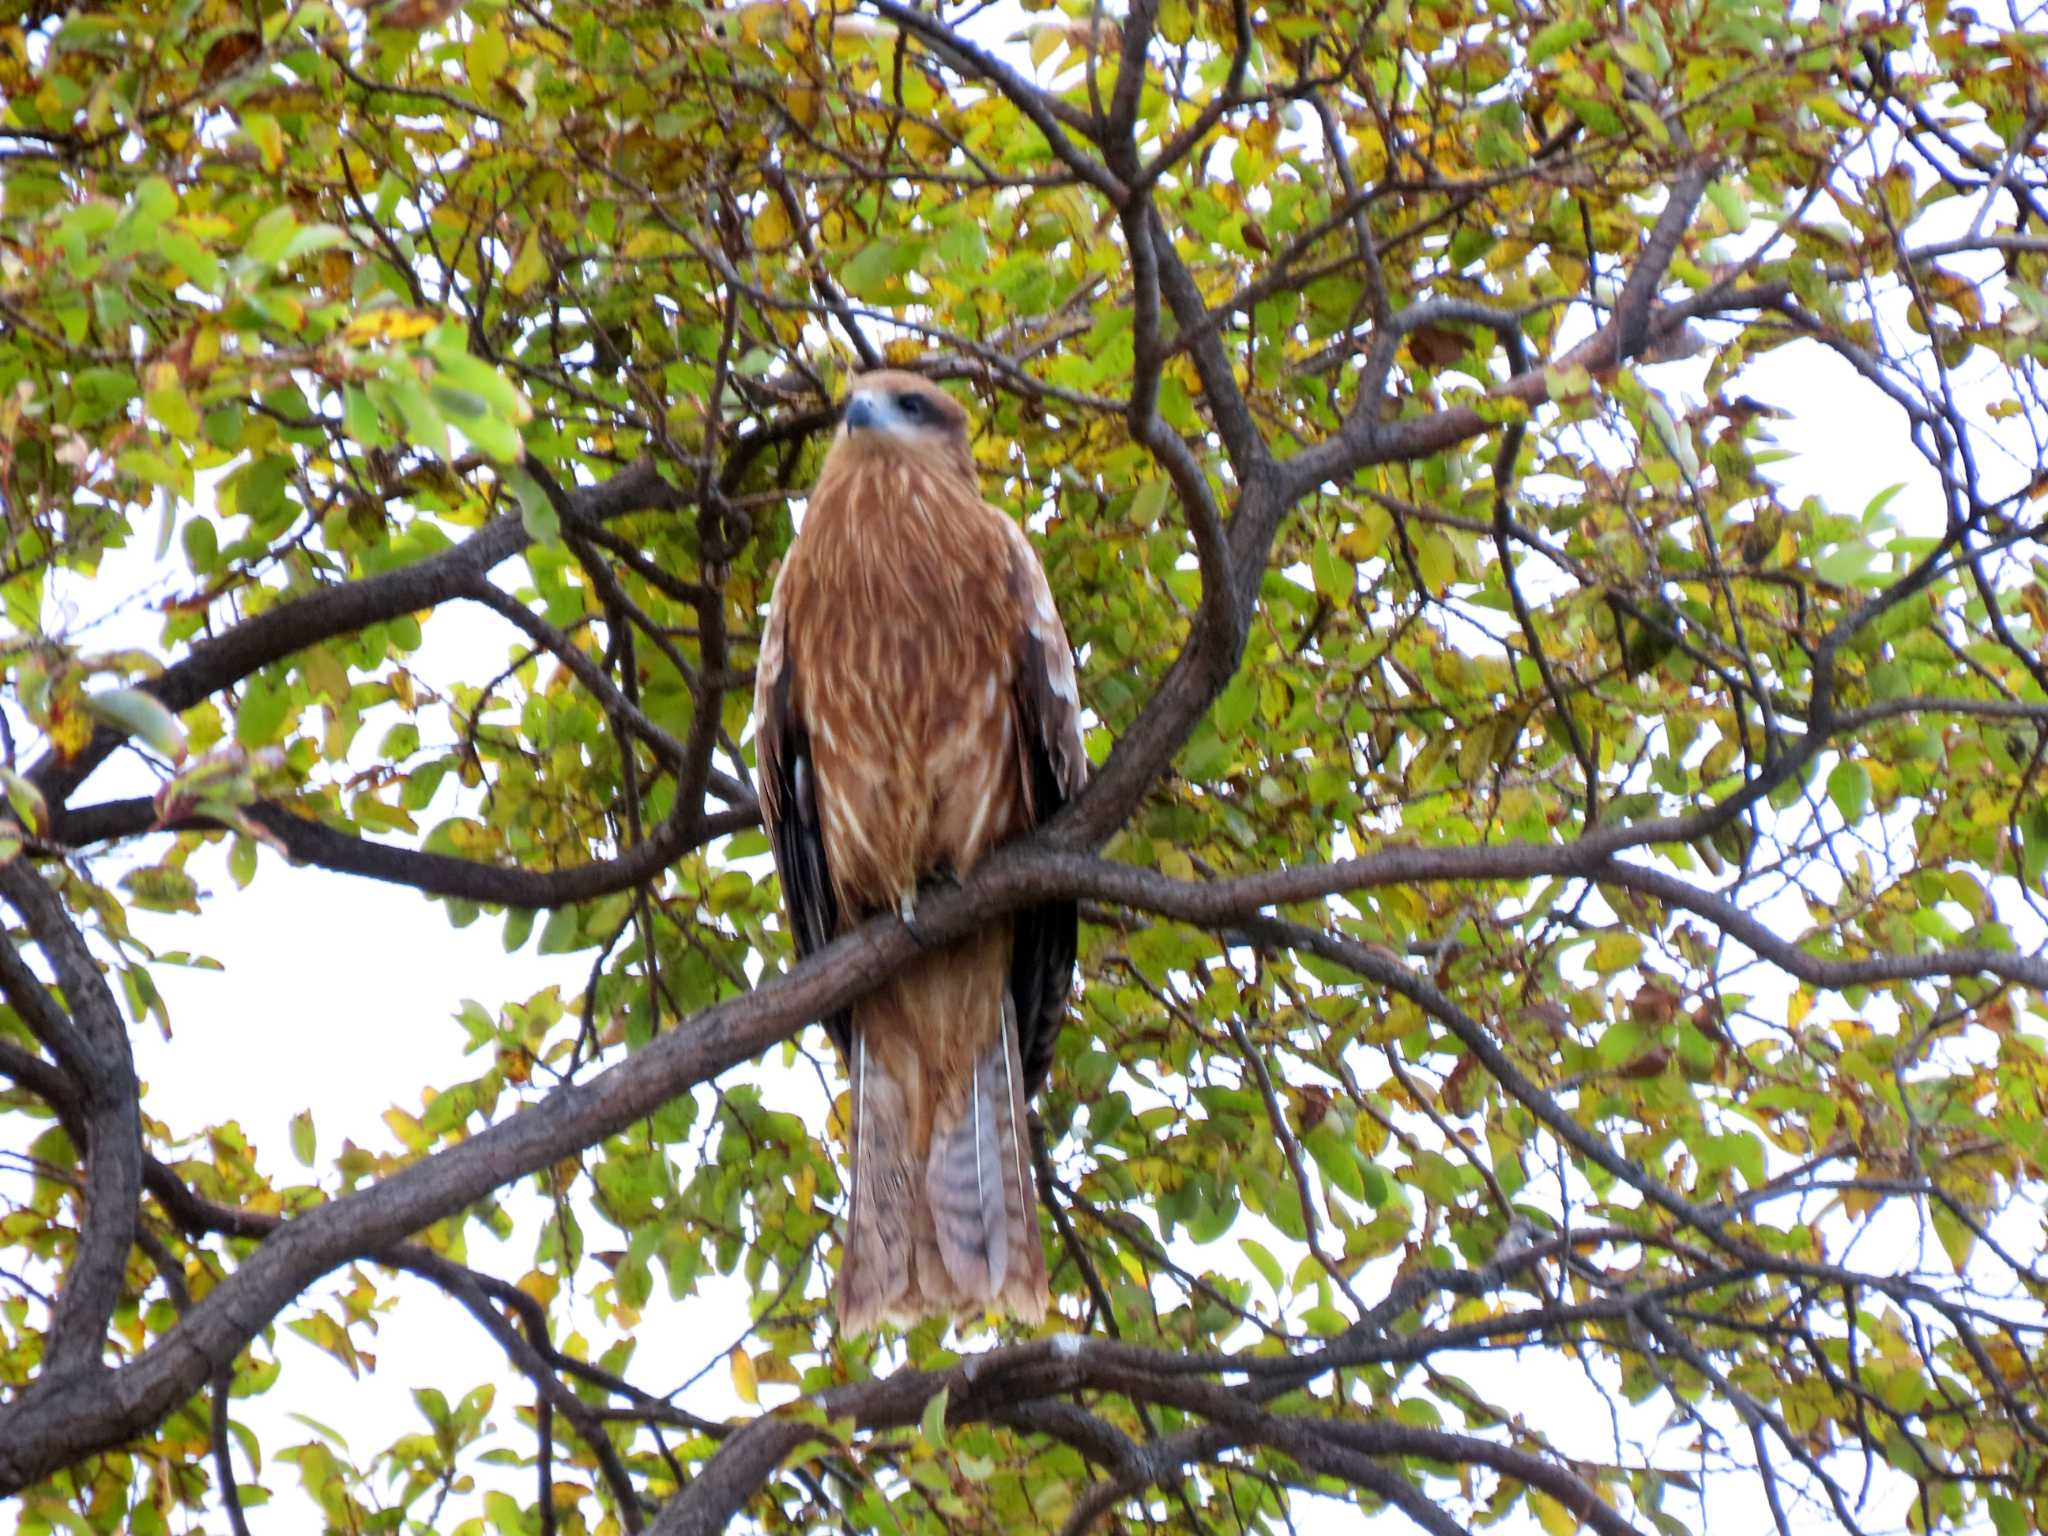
left=0, top=863, right=143, bottom=1382
left=54, top=796, right=761, bottom=904
left=27, top=461, right=688, bottom=813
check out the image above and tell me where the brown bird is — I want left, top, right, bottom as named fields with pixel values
left=753, top=370, right=1087, bottom=1333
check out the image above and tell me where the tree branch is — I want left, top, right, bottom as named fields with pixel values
left=0, top=863, right=143, bottom=1382
left=27, top=461, right=688, bottom=813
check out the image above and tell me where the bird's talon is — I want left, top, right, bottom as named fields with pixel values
left=899, top=889, right=929, bottom=947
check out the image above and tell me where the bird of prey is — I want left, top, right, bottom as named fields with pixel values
left=752, top=370, right=1087, bottom=1333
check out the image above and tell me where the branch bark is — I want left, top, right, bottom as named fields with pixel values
left=27, top=461, right=688, bottom=814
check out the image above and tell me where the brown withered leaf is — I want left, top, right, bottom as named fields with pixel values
left=1690, top=1004, right=1732, bottom=1045
left=1615, top=1046, right=1672, bottom=1080
left=1441, top=1052, right=1485, bottom=1116
left=200, top=31, right=260, bottom=86
left=1407, top=323, right=1469, bottom=369
left=1631, top=983, right=1681, bottom=1026
left=1294, top=1082, right=1331, bottom=1133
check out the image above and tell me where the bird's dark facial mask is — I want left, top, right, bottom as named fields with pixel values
left=840, top=386, right=960, bottom=440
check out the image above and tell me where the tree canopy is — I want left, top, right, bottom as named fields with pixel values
left=3, top=0, right=2048, bottom=1532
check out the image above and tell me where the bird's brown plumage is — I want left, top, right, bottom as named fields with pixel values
left=753, top=370, right=1087, bottom=1333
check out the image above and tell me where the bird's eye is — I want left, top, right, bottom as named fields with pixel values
left=895, top=393, right=925, bottom=419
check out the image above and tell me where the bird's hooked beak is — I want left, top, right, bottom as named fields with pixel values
left=844, top=396, right=879, bottom=432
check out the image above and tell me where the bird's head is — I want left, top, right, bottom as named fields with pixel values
left=831, top=370, right=975, bottom=481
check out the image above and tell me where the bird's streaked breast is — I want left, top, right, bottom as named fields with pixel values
left=774, top=451, right=1032, bottom=913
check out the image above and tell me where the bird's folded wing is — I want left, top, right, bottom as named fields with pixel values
left=1000, top=516, right=1089, bottom=1097
left=753, top=585, right=849, bottom=1055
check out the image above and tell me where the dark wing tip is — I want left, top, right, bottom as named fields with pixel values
left=761, top=662, right=851, bottom=1056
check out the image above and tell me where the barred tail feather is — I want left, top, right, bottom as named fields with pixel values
left=838, top=1030, right=914, bottom=1334
left=920, top=997, right=1046, bottom=1322
left=927, top=1032, right=1011, bottom=1298
left=989, top=994, right=1048, bottom=1322
left=836, top=942, right=1048, bottom=1333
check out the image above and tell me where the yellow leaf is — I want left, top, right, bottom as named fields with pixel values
left=383, top=1107, right=429, bottom=1151
left=753, top=198, right=791, bottom=249
left=1338, top=506, right=1389, bottom=562
left=242, top=111, right=284, bottom=172
left=729, top=1346, right=758, bottom=1404
left=343, top=308, right=437, bottom=345
left=737, top=0, right=786, bottom=44
left=1530, top=1490, right=1581, bottom=1535
left=302, top=646, right=349, bottom=705
left=755, top=1351, right=800, bottom=1385
left=622, top=229, right=668, bottom=261
left=49, top=706, right=93, bottom=758
left=505, top=230, right=546, bottom=295
left=466, top=23, right=510, bottom=81
left=1588, top=932, right=1643, bottom=973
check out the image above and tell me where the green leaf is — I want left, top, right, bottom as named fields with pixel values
left=1239, top=1237, right=1285, bottom=1293
left=1588, top=932, right=1644, bottom=973
left=1528, top=17, right=1595, bottom=63
left=920, top=1386, right=949, bottom=1449
left=380, top=378, right=447, bottom=457
left=1129, top=479, right=1171, bottom=526
left=241, top=205, right=300, bottom=267
left=1361, top=1162, right=1391, bottom=1207
left=503, top=908, right=536, bottom=951
left=450, top=404, right=523, bottom=462
left=504, top=466, right=558, bottom=542
left=537, top=906, right=585, bottom=954
left=290, top=1110, right=316, bottom=1167
left=235, top=676, right=292, bottom=747
left=1930, top=1199, right=1975, bottom=1274
left=1303, top=1122, right=1365, bottom=1201
left=83, top=688, right=189, bottom=762
left=0, top=766, right=49, bottom=834
left=838, top=240, right=902, bottom=301
left=1826, top=760, right=1870, bottom=823
left=182, top=517, right=219, bottom=573
left=343, top=386, right=390, bottom=450
left=1415, top=532, right=1457, bottom=592
left=1310, top=538, right=1356, bottom=602
left=1705, top=178, right=1751, bottom=233
left=283, top=223, right=350, bottom=262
